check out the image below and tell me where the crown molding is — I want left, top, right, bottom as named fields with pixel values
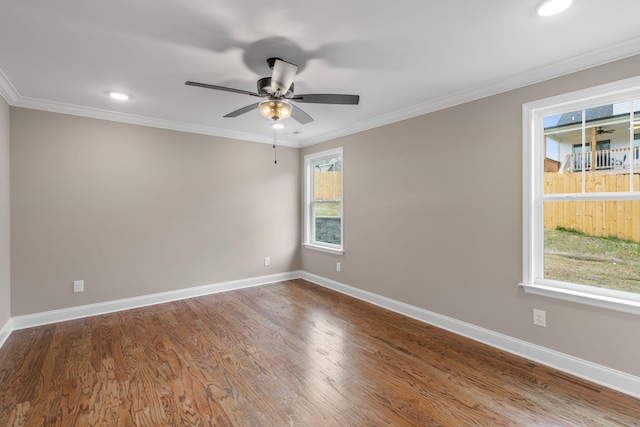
left=12, top=96, right=301, bottom=148
left=3, top=38, right=640, bottom=148
left=0, top=67, right=19, bottom=104
left=300, top=37, right=640, bottom=147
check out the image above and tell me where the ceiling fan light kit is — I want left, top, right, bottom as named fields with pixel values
left=259, top=99, right=292, bottom=121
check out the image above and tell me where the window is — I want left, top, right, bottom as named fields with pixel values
left=304, top=148, right=343, bottom=254
left=522, top=76, right=640, bottom=314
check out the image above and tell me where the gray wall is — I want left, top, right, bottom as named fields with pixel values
left=0, top=99, right=9, bottom=327
left=6, top=55, right=640, bottom=378
left=10, top=109, right=301, bottom=315
left=301, top=54, right=640, bottom=377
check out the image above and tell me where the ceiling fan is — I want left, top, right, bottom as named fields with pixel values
left=595, top=126, right=614, bottom=135
left=185, top=58, right=359, bottom=125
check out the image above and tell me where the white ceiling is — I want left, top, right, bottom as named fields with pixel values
left=1, top=0, right=640, bottom=147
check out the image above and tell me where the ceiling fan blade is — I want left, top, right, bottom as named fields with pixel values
left=291, top=104, right=314, bottom=125
left=185, top=81, right=261, bottom=97
left=223, top=103, right=260, bottom=118
left=291, top=94, right=359, bottom=105
left=271, top=59, right=298, bottom=95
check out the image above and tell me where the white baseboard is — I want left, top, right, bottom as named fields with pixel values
left=3, top=270, right=639, bottom=399
left=301, top=271, right=640, bottom=400
left=0, top=317, right=11, bottom=349
left=11, top=271, right=301, bottom=331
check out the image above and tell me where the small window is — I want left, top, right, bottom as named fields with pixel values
left=522, top=77, right=640, bottom=314
left=304, top=148, right=343, bottom=254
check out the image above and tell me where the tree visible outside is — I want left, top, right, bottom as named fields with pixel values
left=544, top=228, right=640, bottom=294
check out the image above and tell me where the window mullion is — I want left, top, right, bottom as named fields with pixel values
left=630, top=100, right=636, bottom=190
left=581, top=109, right=587, bottom=193
left=542, top=192, right=640, bottom=202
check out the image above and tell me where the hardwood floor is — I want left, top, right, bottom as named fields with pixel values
left=1, top=279, right=639, bottom=426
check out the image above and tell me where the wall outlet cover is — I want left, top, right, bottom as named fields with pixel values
left=73, top=280, right=84, bottom=293
left=533, top=309, right=546, bottom=327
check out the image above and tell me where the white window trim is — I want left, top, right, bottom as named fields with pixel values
left=521, top=76, right=640, bottom=315
left=303, top=147, right=344, bottom=254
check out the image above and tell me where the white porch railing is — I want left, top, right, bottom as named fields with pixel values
left=561, top=146, right=640, bottom=173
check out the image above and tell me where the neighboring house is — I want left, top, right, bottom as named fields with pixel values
left=545, top=102, right=640, bottom=173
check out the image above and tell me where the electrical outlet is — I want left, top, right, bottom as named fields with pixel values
left=533, top=309, right=546, bottom=327
left=264, top=257, right=270, bottom=266
left=336, top=262, right=341, bottom=272
left=73, top=280, right=84, bottom=293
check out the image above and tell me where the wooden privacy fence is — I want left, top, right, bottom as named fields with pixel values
left=315, top=171, right=341, bottom=200
left=544, top=172, right=640, bottom=242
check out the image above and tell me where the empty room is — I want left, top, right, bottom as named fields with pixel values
left=2, top=0, right=640, bottom=425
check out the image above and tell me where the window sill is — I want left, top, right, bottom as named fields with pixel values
left=519, top=282, right=640, bottom=315
left=302, top=243, right=344, bottom=255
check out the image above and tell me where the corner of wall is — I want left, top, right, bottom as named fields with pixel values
left=0, top=318, right=11, bottom=349
left=0, top=98, right=11, bottom=333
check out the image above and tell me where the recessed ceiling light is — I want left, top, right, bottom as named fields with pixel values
left=272, top=123, right=284, bottom=129
left=109, top=91, right=129, bottom=101
left=536, top=0, right=572, bottom=16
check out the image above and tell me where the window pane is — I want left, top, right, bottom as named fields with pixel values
left=314, top=158, right=341, bottom=201
left=543, top=111, right=582, bottom=192
left=311, top=153, right=342, bottom=247
left=543, top=105, right=638, bottom=193
left=544, top=201, right=640, bottom=294
left=314, top=202, right=341, bottom=244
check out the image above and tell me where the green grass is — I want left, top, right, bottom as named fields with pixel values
left=315, top=202, right=340, bottom=217
left=544, top=228, right=640, bottom=294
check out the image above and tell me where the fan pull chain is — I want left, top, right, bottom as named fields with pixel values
left=273, top=127, right=277, bottom=164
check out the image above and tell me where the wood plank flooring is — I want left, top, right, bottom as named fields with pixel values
left=1, top=279, right=639, bottom=426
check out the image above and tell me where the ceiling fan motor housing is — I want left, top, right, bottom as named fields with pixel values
left=257, top=77, right=294, bottom=99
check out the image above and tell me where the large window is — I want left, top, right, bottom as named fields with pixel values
left=522, top=76, right=640, bottom=314
left=304, top=148, right=343, bottom=253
